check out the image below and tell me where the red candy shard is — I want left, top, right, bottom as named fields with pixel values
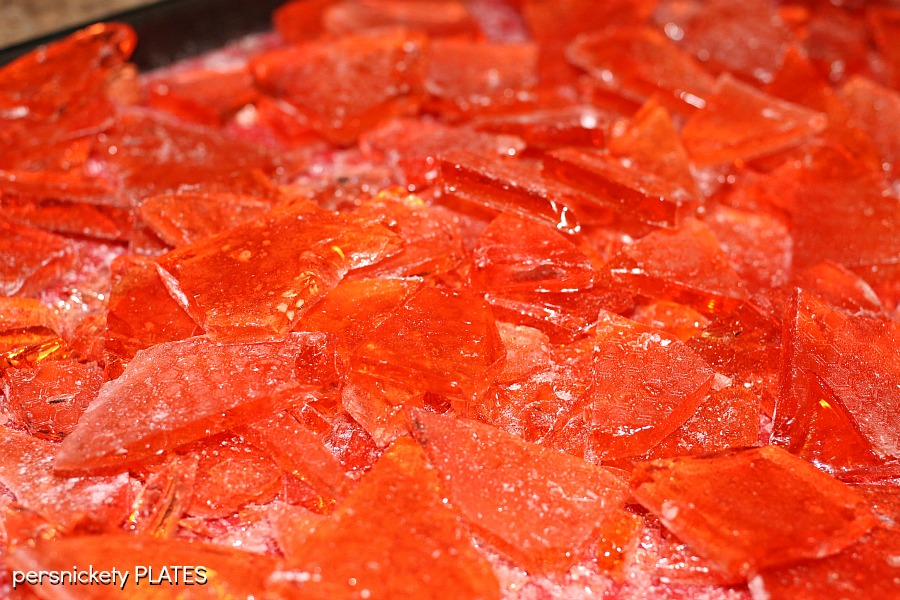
left=268, top=437, right=500, bottom=599
left=839, top=76, right=900, bottom=177
left=0, top=218, right=75, bottom=296
left=470, top=213, right=595, bottom=293
left=631, top=300, right=710, bottom=342
left=252, top=29, right=427, bottom=145
left=324, top=0, right=479, bottom=38
left=139, top=192, right=273, bottom=247
left=794, top=261, right=885, bottom=319
left=105, top=255, right=201, bottom=365
left=567, top=27, right=716, bottom=115
left=156, top=209, right=402, bottom=342
left=544, top=147, right=693, bottom=229
left=361, top=118, right=525, bottom=190
left=296, top=276, right=420, bottom=357
left=425, top=39, right=539, bottom=117
left=681, top=74, right=827, bottom=166
left=410, top=409, right=629, bottom=573
left=2, top=360, right=103, bottom=440
left=603, top=219, right=749, bottom=316
left=439, top=149, right=583, bottom=233
left=775, top=289, right=900, bottom=463
left=146, top=67, right=259, bottom=127
left=55, top=333, right=340, bottom=470
left=631, top=446, right=878, bottom=578
left=0, top=427, right=131, bottom=529
left=183, top=433, right=282, bottom=519
left=8, top=534, right=276, bottom=596
left=473, top=105, right=611, bottom=151
left=584, top=312, right=715, bottom=460
left=352, top=189, right=466, bottom=278
left=273, top=0, right=332, bottom=43
left=240, top=411, right=348, bottom=509
left=353, top=286, right=505, bottom=410
left=749, top=526, right=900, bottom=599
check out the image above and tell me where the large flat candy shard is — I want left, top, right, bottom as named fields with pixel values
left=410, top=409, right=629, bottom=573
left=603, top=219, right=748, bottom=316
left=439, top=149, right=583, bottom=233
left=587, top=312, right=715, bottom=460
left=0, top=218, right=75, bottom=297
left=139, top=192, right=273, bottom=247
left=156, top=210, right=402, bottom=342
left=682, top=75, right=827, bottom=166
left=471, top=213, right=595, bottom=293
left=353, top=287, right=505, bottom=406
left=55, top=333, right=340, bottom=470
left=269, top=437, right=499, bottom=600
left=252, top=29, right=427, bottom=145
left=630, top=446, right=878, bottom=578
left=775, top=289, right=900, bottom=461
left=0, top=427, right=131, bottom=529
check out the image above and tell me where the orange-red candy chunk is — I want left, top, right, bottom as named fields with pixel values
left=139, top=192, right=273, bottom=247
left=56, top=333, right=341, bottom=470
left=156, top=209, right=402, bottom=343
left=630, top=446, right=878, bottom=579
left=324, top=0, right=480, bottom=38
left=268, top=437, right=499, bottom=600
left=411, top=409, right=629, bottom=573
left=0, top=218, right=75, bottom=297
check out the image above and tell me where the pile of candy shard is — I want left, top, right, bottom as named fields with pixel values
left=1, top=0, right=899, bottom=597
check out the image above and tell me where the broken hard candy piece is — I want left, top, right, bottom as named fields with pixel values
left=630, top=445, right=878, bottom=578
left=567, top=27, right=716, bottom=116
left=156, top=209, right=402, bottom=342
left=146, top=67, right=259, bottom=127
left=439, top=149, right=583, bottom=233
left=55, top=333, right=341, bottom=470
left=361, top=118, right=525, bottom=190
left=323, top=0, right=479, bottom=38
left=182, top=432, right=282, bottom=519
left=775, top=289, right=900, bottom=462
left=681, top=74, right=827, bottom=166
left=473, top=105, right=611, bottom=151
left=0, top=427, right=131, bottom=530
left=268, top=437, right=500, bottom=600
left=603, top=219, right=749, bottom=317
left=410, top=409, right=629, bottom=573
left=139, top=192, right=273, bottom=247
left=295, top=277, right=421, bottom=358
left=240, top=411, right=347, bottom=510
left=585, top=311, right=715, bottom=460
left=2, top=360, right=103, bottom=441
left=544, top=147, right=693, bottom=229
left=470, top=212, right=595, bottom=293
left=8, top=534, right=277, bottom=597
left=353, top=286, right=505, bottom=411
left=749, top=526, right=900, bottom=599
left=252, top=29, right=427, bottom=145
left=105, top=255, right=201, bottom=365
left=0, top=218, right=75, bottom=297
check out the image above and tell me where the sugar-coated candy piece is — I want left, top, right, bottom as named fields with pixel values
left=156, top=209, right=401, bottom=342
left=240, top=411, right=348, bottom=509
left=2, top=360, right=103, bottom=441
left=56, top=333, right=341, bottom=470
left=324, top=0, right=479, bottom=38
left=471, top=212, right=595, bottom=293
left=439, top=149, right=583, bottom=233
left=630, top=446, right=878, bottom=578
left=268, top=437, right=500, bottom=599
left=411, top=409, right=629, bottom=573
left=105, top=255, right=201, bottom=365
left=682, top=74, right=827, bottom=166
left=0, top=218, right=75, bottom=297
left=139, top=192, right=273, bottom=247
left=0, top=427, right=131, bottom=530
left=354, top=286, right=505, bottom=411
left=296, top=277, right=420, bottom=358
left=252, top=29, right=427, bottom=145
left=567, top=27, right=716, bottom=115
left=585, top=311, right=715, bottom=460
left=603, top=219, right=749, bottom=316
left=749, top=526, right=900, bottom=599
left=775, top=289, right=900, bottom=463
